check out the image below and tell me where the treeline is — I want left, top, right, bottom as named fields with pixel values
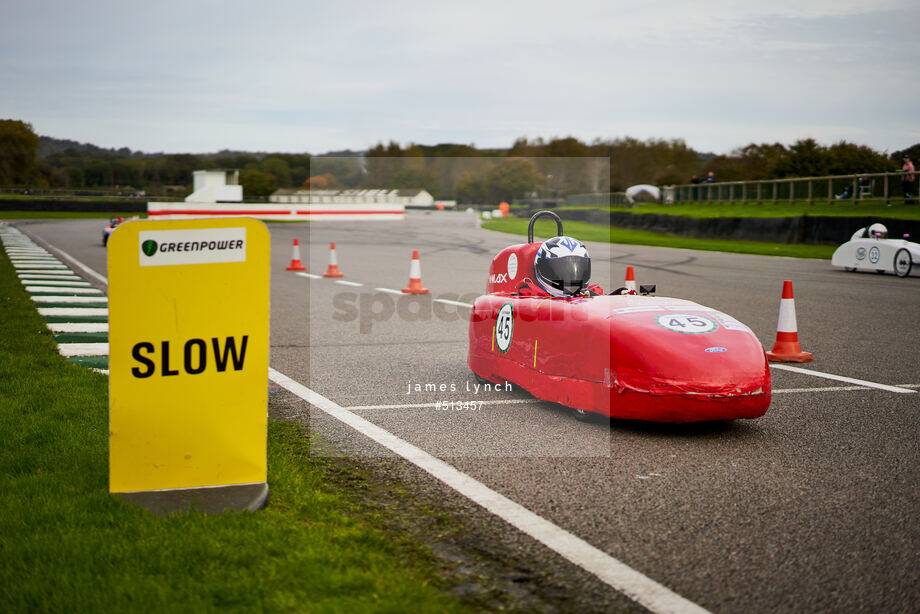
left=2, top=119, right=918, bottom=204
left=701, top=139, right=919, bottom=182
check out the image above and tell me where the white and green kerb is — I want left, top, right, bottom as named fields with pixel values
left=0, top=223, right=110, bottom=372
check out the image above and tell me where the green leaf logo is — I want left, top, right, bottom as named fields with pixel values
left=141, top=240, right=158, bottom=257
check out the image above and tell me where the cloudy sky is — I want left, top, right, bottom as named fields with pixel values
left=2, top=0, right=918, bottom=155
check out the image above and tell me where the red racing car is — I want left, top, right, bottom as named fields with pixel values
left=468, top=211, right=771, bottom=422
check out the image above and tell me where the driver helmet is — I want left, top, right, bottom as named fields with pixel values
left=867, top=222, right=888, bottom=239
left=534, top=235, right=591, bottom=296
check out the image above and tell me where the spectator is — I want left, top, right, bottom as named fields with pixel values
left=704, top=171, right=715, bottom=183
left=902, top=156, right=916, bottom=204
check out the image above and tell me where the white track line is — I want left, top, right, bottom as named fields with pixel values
left=268, top=367, right=711, bottom=614
left=773, top=386, right=883, bottom=394
left=435, top=298, right=474, bottom=308
left=770, top=364, right=916, bottom=394
left=15, top=270, right=75, bottom=276
left=347, top=399, right=534, bottom=410
left=335, top=280, right=364, bottom=287
left=374, top=287, right=404, bottom=295
left=295, top=272, right=322, bottom=279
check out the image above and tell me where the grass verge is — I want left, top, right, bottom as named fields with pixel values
left=0, top=248, right=471, bottom=613
left=481, top=217, right=837, bottom=259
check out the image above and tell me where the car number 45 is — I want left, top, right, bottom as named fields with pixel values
left=495, top=303, right=514, bottom=353
left=655, top=313, right=718, bottom=334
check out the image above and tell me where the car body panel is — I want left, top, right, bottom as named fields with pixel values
left=467, top=239, right=771, bottom=422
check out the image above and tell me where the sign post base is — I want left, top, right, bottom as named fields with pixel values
left=114, top=482, right=268, bottom=515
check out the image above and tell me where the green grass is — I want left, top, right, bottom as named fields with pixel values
left=570, top=200, right=920, bottom=220
left=0, top=211, right=147, bottom=220
left=482, top=217, right=837, bottom=259
left=0, top=248, right=473, bottom=614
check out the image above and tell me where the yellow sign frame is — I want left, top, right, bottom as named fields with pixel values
left=108, top=218, right=269, bottom=493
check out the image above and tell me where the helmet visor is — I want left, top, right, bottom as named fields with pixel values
left=537, top=256, right=591, bottom=294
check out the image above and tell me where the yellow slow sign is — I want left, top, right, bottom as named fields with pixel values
left=107, top=217, right=270, bottom=493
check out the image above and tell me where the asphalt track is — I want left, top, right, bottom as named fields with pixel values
left=10, top=212, right=920, bottom=614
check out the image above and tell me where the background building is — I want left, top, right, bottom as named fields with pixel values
left=270, top=188, right=433, bottom=207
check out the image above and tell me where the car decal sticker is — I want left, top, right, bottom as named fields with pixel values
left=495, top=302, right=514, bottom=353
left=654, top=313, right=719, bottom=334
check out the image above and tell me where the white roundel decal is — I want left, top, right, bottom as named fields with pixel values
left=507, top=253, right=518, bottom=280
left=868, top=246, right=880, bottom=264
left=655, top=313, right=718, bottom=334
left=495, top=303, right=514, bottom=353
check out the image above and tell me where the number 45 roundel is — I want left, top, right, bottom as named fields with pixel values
left=495, top=303, right=514, bottom=353
left=655, top=313, right=718, bottom=334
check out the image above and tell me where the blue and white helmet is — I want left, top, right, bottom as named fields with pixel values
left=534, top=236, right=591, bottom=296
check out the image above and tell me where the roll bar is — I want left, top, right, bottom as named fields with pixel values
left=528, top=210, right=563, bottom=244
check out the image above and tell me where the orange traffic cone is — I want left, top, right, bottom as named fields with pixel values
left=322, top=242, right=344, bottom=278
left=765, top=280, right=813, bottom=362
left=402, top=250, right=429, bottom=294
left=625, top=265, right=636, bottom=293
left=286, top=238, right=306, bottom=271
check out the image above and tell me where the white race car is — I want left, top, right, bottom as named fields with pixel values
left=831, top=223, right=920, bottom=277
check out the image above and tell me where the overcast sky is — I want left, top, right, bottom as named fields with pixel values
left=2, top=0, right=918, bottom=155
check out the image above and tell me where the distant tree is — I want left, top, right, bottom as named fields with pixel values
left=290, top=165, right=308, bottom=187
left=85, top=160, right=114, bottom=187
left=0, top=119, right=40, bottom=185
left=391, top=167, right=441, bottom=196
left=240, top=169, right=277, bottom=198
left=311, top=157, right=363, bottom=187
left=825, top=141, right=892, bottom=175
left=891, top=143, right=920, bottom=163
left=303, top=173, right=340, bottom=190
left=484, top=158, right=542, bottom=202
left=454, top=168, right=491, bottom=204
left=702, top=142, right=787, bottom=182
left=770, top=138, right=828, bottom=178
left=260, top=156, right=292, bottom=187
left=363, top=141, right=404, bottom=186
left=597, top=137, right=696, bottom=190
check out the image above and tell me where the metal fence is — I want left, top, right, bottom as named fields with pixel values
left=663, top=171, right=918, bottom=205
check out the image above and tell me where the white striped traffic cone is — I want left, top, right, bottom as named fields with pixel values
left=625, top=265, right=636, bottom=294
left=402, top=250, right=429, bottom=294
left=322, top=242, right=344, bottom=278
left=765, top=280, right=813, bottom=362
left=286, top=238, right=306, bottom=271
